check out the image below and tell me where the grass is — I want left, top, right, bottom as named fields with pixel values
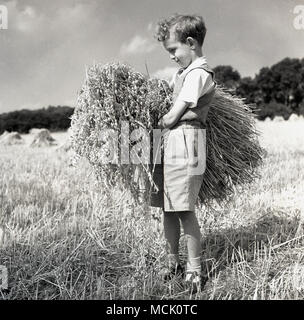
left=0, top=120, right=304, bottom=300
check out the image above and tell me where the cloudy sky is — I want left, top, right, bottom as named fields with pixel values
left=0, top=0, right=303, bottom=112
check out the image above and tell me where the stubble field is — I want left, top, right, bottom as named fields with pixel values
left=0, top=119, right=304, bottom=300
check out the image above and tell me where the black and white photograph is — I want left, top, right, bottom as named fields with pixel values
left=0, top=0, right=304, bottom=304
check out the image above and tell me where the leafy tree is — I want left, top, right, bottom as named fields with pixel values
left=214, top=58, right=304, bottom=119
left=213, top=65, right=241, bottom=90
left=236, top=77, right=260, bottom=105
left=255, top=58, right=304, bottom=111
left=258, top=101, right=292, bottom=120
left=0, top=106, right=74, bottom=134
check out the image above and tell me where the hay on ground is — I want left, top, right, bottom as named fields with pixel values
left=56, top=128, right=73, bottom=152
left=0, top=132, right=25, bottom=145
left=30, top=129, right=57, bottom=147
left=56, top=138, right=72, bottom=152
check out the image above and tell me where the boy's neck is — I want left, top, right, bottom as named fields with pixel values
left=190, top=47, right=203, bottom=63
left=190, top=52, right=204, bottom=65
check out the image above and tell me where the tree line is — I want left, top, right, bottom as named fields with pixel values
left=214, top=57, right=304, bottom=120
left=0, top=57, right=303, bottom=134
left=0, top=106, right=74, bottom=134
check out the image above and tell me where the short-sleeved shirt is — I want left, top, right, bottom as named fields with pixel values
left=170, top=57, right=214, bottom=108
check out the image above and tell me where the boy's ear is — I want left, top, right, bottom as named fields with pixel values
left=186, top=37, right=196, bottom=49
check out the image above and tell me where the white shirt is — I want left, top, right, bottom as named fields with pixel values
left=170, top=57, right=214, bottom=108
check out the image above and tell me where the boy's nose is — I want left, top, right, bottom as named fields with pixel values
left=170, top=53, right=176, bottom=61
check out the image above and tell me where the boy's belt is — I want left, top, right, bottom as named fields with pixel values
left=174, top=120, right=206, bottom=129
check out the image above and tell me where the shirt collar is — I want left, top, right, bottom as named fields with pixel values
left=177, top=56, right=207, bottom=77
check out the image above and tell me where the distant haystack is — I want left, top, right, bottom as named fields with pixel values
left=56, top=138, right=72, bottom=152
left=0, top=132, right=25, bottom=145
left=29, top=128, right=44, bottom=134
left=288, top=114, right=300, bottom=122
left=273, top=116, right=285, bottom=122
left=56, top=128, right=73, bottom=152
left=0, top=131, right=10, bottom=141
left=30, top=129, right=57, bottom=147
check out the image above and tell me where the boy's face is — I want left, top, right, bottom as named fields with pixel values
left=163, top=33, right=193, bottom=69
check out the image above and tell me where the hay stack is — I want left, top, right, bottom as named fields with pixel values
left=56, top=138, right=72, bottom=152
left=70, top=62, right=263, bottom=206
left=56, top=128, right=73, bottom=152
left=30, top=129, right=57, bottom=147
left=288, top=114, right=300, bottom=122
left=29, top=128, right=44, bottom=134
left=273, top=116, right=285, bottom=122
left=0, top=132, right=25, bottom=145
left=0, top=131, right=9, bottom=141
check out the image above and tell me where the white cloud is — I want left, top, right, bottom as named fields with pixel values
left=3, top=1, right=42, bottom=33
left=152, top=66, right=178, bottom=82
left=120, top=35, right=157, bottom=55
left=15, top=6, right=41, bottom=33
left=23, top=6, right=36, bottom=18
left=0, top=1, right=106, bottom=112
left=5, top=1, right=95, bottom=35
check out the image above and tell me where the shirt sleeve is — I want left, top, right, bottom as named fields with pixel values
left=176, top=69, right=214, bottom=107
left=169, top=70, right=179, bottom=89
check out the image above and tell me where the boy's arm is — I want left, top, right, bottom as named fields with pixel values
left=179, top=88, right=215, bottom=121
left=158, top=69, right=214, bottom=128
left=158, top=100, right=193, bottom=129
left=169, top=69, right=179, bottom=89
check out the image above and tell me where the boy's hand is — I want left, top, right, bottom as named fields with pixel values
left=158, top=100, right=191, bottom=129
left=157, top=117, right=165, bottom=129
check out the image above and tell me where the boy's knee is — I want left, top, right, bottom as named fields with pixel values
left=177, top=211, right=195, bottom=222
left=164, top=211, right=179, bottom=223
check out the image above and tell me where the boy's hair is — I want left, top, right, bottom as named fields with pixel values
left=155, top=14, right=207, bottom=46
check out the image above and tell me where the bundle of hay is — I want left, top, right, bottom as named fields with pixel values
left=0, top=131, right=10, bottom=141
left=70, top=62, right=263, bottom=206
left=0, top=132, right=25, bottom=145
left=288, top=114, right=300, bottom=122
left=273, top=116, right=285, bottom=122
left=30, top=129, right=57, bottom=147
left=70, top=63, right=171, bottom=198
left=201, top=88, right=263, bottom=202
left=29, top=128, right=44, bottom=134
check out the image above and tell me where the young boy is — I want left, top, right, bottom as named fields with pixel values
left=152, top=14, right=216, bottom=292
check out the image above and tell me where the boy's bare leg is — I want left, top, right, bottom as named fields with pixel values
left=162, top=211, right=183, bottom=276
left=177, top=211, right=202, bottom=271
left=176, top=211, right=202, bottom=291
left=163, top=211, right=181, bottom=255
